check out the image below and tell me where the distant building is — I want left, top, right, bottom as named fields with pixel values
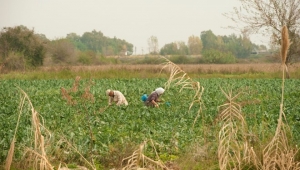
left=125, top=51, right=133, bottom=56
left=251, top=48, right=268, bottom=55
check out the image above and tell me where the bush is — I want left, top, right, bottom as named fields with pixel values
left=0, top=26, right=46, bottom=68
left=168, top=55, right=188, bottom=64
left=0, top=52, right=26, bottom=72
left=201, top=49, right=236, bottom=64
left=47, top=39, right=77, bottom=65
left=78, top=51, right=95, bottom=65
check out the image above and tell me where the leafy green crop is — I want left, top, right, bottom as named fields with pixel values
left=0, top=78, right=299, bottom=167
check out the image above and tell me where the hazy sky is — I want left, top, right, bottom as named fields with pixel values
left=0, top=0, right=268, bottom=54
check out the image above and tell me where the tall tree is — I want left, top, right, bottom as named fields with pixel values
left=47, top=38, right=77, bottom=64
left=160, top=42, right=178, bottom=55
left=225, top=0, right=300, bottom=71
left=78, top=30, right=133, bottom=56
left=200, top=30, right=219, bottom=50
left=188, top=35, right=203, bottom=55
left=223, top=33, right=252, bottom=58
left=0, top=25, right=46, bottom=69
left=81, top=30, right=104, bottom=53
left=148, top=36, right=159, bottom=54
left=66, top=33, right=87, bottom=51
left=176, top=41, right=189, bottom=55
left=160, top=41, right=188, bottom=55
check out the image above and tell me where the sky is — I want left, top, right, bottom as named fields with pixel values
left=0, top=0, right=269, bottom=54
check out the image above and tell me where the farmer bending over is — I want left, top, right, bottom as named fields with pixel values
left=144, top=87, right=165, bottom=108
left=106, top=89, right=128, bottom=106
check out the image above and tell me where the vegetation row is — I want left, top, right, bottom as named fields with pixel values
left=0, top=25, right=277, bottom=74
left=1, top=76, right=300, bottom=169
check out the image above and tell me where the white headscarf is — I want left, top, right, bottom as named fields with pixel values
left=106, top=89, right=112, bottom=96
left=155, top=87, right=165, bottom=95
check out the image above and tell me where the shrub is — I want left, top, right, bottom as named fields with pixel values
left=0, top=52, right=26, bottom=72
left=201, top=49, right=236, bottom=64
left=0, top=26, right=46, bottom=68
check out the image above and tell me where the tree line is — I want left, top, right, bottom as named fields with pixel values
left=0, top=25, right=274, bottom=72
left=0, top=25, right=134, bottom=71
left=156, top=30, right=268, bottom=64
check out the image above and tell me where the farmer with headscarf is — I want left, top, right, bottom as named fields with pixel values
left=144, top=87, right=165, bottom=107
left=106, top=89, right=128, bottom=106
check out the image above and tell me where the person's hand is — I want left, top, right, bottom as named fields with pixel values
left=155, top=104, right=159, bottom=108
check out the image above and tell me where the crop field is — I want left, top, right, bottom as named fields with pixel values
left=1, top=68, right=300, bottom=169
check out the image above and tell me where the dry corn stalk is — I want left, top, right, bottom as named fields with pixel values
left=281, top=26, right=290, bottom=65
left=217, top=88, right=250, bottom=170
left=281, top=25, right=291, bottom=79
left=262, top=25, right=300, bottom=170
left=4, top=92, right=26, bottom=170
left=5, top=87, right=54, bottom=170
left=161, top=56, right=204, bottom=128
left=59, top=137, right=96, bottom=170
left=121, top=140, right=169, bottom=170
left=61, top=76, right=95, bottom=105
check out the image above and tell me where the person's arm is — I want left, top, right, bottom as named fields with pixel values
left=151, top=100, right=159, bottom=107
left=108, top=96, right=112, bottom=106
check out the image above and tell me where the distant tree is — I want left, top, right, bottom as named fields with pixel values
left=0, top=25, right=46, bottom=70
left=176, top=41, right=189, bottom=55
left=47, top=38, right=77, bottom=64
left=223, top=33, right=252, bottom=58
left=238, top=32, right=252, bottom=58
left=201, top=30, right=219, bottom=50
left=78, top=31, right=133, bottom=56
left=160, top=41, right=188, bottom=55
left=148, top=36, right=159, bottom=54
left=201, top=30, right=253, bottom=59
left=226, top=0, right=300, bottom=76
left=36, top=33, right=49, bottom=42
left=188, top=35, right=203, bottom=55
left=81, top=30, right=104, bottom=53
left=66, top=33, right=87, bottom=51
left=160, top=42, right=178, bottom=55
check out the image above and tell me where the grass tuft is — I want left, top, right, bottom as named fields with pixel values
left=121, top=140, right=169, bottom=170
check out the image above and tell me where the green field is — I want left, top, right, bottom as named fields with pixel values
left=1, top=75, right=300, bottom=169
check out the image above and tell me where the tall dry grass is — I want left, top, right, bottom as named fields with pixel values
left=4, top=90, right=26, bottom=170
left=5, top=87, right=53, bottom=170
left=2, top=62, right=300, bottom=80
left=215, top=25, right=300, bottom=170
left=39, top=63, right=300, bottom=74
left=260, top=25, right=299, bottom=170
left=121, top=140, right=169, bottom=170
left=4, top=85, right=96, bottom=170
left=161, top=57, right=204, bottom=129
left=216, top=88, right=250, bottom=170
